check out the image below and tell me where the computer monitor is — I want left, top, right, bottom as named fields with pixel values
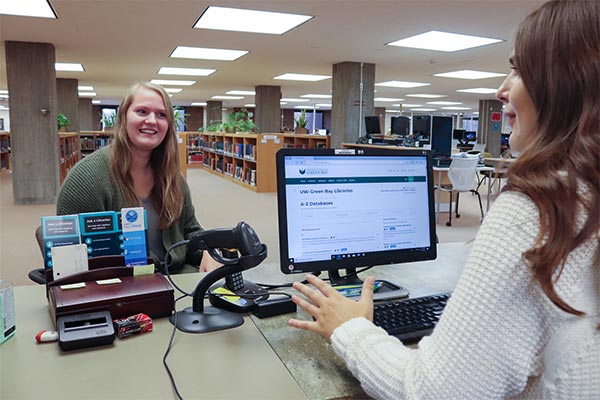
left=276, top=148, right=437, bottom=300
left=391, top=116, right=410, bottom=136
left=465, top=131, right=476, bottom=142
left=364, top=116, right=381, bottom=135
left=452, top=129, right=466, bottom=141
left=431, top=116, right=452, bottom=158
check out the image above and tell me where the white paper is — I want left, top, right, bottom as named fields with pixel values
left=51, top=244, right=89, bottom=279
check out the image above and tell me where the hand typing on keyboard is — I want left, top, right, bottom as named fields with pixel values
left=288, top=274, right=376, bottom=340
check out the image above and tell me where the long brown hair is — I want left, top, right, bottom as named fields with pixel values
left=503, top=0, right=600, bottom=315
left=110, top=82, right=183, bottom=228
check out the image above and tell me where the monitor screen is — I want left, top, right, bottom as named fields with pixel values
left=465, top=131, right=476, bottom=142
left=364, top=116, right=381, bottom=135
left=276, top=148, right=437, bottom=285
left=391, top=116, right=410, bottom=136
left=452, top=129, right=466, bottom=141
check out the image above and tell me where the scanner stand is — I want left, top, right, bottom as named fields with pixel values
left=168, top=222, right=268, bottom=334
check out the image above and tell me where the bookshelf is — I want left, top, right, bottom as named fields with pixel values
left=79, top=131, right=113, bottom=157
left=282, top=133, right=330, bottom=149
left=196, top=132, right=330, bottom=192
left=0, top=131, right=10, bottom=172
left=184, top=132, right=204, bottom=168
left=59, top=132, right=81, bottom=183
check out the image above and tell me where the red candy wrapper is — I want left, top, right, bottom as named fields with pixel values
left=113, top=313, right=153, bottom=339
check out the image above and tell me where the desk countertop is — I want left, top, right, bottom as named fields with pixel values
left=1, top=242, right=472, bottom=400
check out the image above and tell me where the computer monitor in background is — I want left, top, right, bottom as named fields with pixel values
left=452, top=129, right=466, bottom=141
left=364, top=116, right=381, bottom=135
left=276, top=148, right=437, bottom=300
left=431, top=116, right=453, bottom=158
left=465, top=131, right=476, bottom=142
left=391, top=116, right=410, bottom=136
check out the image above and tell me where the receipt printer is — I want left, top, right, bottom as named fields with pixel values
left=57, top=311, right=115, bottom=351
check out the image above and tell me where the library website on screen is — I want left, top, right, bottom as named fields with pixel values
left=284, top=156, right=430, bottom=263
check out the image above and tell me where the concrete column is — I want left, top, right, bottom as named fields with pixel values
left=57, top=78, right=79, bottom=132
left=331, top=62, right=375, bottom=148
left=78, top=98, right=93, bottom=131
left=186, top=106, right=204, bottom=131
left=5, top=41, right=60, bottom=204
left=206, top=101, right=222, bottom=130
left=255, top=85, right=281, bottom=133
left=478, top=99, right=503, bottom=157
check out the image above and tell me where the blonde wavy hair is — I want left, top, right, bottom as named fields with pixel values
left=110, top=82, right=183, bottom=228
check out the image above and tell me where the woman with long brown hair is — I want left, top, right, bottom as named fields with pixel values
left=289, top=1, right=599, bottom=398
left=57, top=82, right=220, bottom=273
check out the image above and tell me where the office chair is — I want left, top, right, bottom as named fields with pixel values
left=438, top=158, right=484, bottom=226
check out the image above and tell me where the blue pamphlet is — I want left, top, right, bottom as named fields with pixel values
left=41, top=215, right=81, bottom=268
left=121, top=207, right=148, bottom=267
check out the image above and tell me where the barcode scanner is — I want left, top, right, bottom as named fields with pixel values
left=168, top=222, right=268, bottom=334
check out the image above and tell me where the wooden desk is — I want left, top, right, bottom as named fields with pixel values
left=1, top=243, right=471, bottom=400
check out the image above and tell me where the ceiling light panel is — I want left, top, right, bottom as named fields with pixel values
left=426, top=101, right=462, bottom=105
left=0, top=90, right=9, bottom=95
left=91, top=100, right=101, bottom=104
left=78, top=92, right=96, bottom=97
left=191, top=102, right=207, bottom=106
left=165, top=88, right=183, bottom=93
left=316, top=104, right=332, bottom=107
left=387, top=30, right=502, bottom=52
left=151, top=79, right=196, bottom=86
left=211, top=95, right=244, bottom=100
left=274, top=73, right=330, bottom=82
left=442, top=106, right=471, bottom=110
left=55, top=63, right=84, bottom=72
left=227, top=90, right=256, bottom=95
left=0, top=0, right=57, bottom=19
left=410, top=108, right=437, bottom=112
left=78, top=86, right=94, bottom=91
left=194, top=6, right=313, bottom=35
left=434, top=70, right=507, bottom=79
left=281, top=98, right=309, bottom=102
left=456, top=88, right=499, bottom=94
left=374, top=98, right=404, bottom=102
left=171, top=46, right=248, bottom=61
left=158, top=67, right=215, bottom=76
left=244, top=104, right=256, bottom=107
left=406, top=94, right=447, bottom=98
left=375, top=81, right=430, bottom=88
left=300, top=94, right=332, bottom=99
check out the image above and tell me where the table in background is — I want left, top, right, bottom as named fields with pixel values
left=1, top=243, right=471, bottom=400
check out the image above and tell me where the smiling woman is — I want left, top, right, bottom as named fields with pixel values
left=56, top=82, right=222, bottom=274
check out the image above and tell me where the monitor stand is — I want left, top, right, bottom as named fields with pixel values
left=328, top=268, right=409, bottom=302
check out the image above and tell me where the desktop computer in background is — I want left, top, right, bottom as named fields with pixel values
left=364, top=116, right=381, bottom=135
left=391, top=116, right=410, bottom=137
left=431, top=116, right=453, bottom=167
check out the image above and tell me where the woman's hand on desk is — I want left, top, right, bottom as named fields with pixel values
left=199, top=250, right=223, bottom=272
left=288, top=274, right=375, bottom=340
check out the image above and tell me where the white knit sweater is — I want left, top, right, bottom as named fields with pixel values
left=331, top=191, right=599, bottom=399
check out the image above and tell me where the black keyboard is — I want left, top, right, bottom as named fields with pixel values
left=373, top=293, right=451, bottom=343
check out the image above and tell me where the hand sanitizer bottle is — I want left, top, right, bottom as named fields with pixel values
left=0, top=280, right=16, bottom=344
